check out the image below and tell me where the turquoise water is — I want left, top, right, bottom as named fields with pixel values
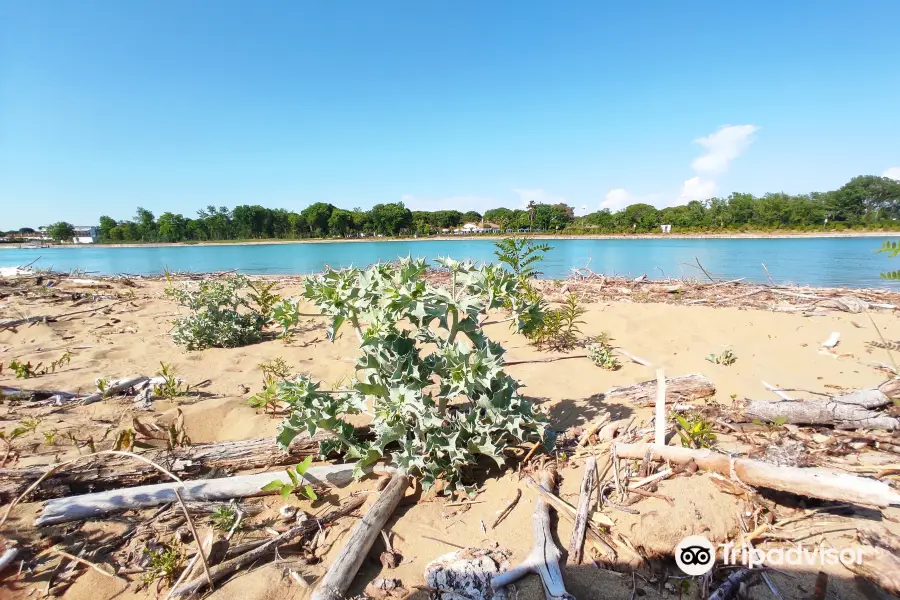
left=1, top=237, right=898, bottom=288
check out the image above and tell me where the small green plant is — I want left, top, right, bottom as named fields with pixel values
left=588, top=335, right=620, bottom=370
left=261, top=456, right=318, bottom=500
left=96, top=377, right=110, bottom=397
left=248, top=279, right=281, bottom=318
left=8, top=351, right=72, bottom=379
left=706, top=349, right=737, bottom=366
left=493, top=237, right=552, bottom=279
left=141, top=543, right=186, bottom=588
left=529, top=293, right=586, bottom=351
left=271, top=298, right=301, bottom=340
left=878, top=240, right=900, bottom=279
left=210, top=505, right=241, bottom=532
left=248, top=383, right=280, bottom=415
left=42, top=429, right=57, bottom=447
left=674, top=414, right=717, bottom=449
left=152, top=362, right=189, bottom=399
left=258, top=357, right=292, bottom=387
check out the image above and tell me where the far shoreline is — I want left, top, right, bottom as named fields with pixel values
left=6, top=229, right=900, bottom=249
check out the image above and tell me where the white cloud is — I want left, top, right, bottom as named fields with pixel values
left=679, top=177, right=719, bottom=202
left=400, top=193, right=502, bottom=213
left=883, top=167, right=900, bottom=181
left=691, top=124, right=759, bottom=174
left=512, top=188, right=567, bottom=208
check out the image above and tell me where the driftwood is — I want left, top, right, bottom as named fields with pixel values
left=0, top=299, right=133, bottom=330
left=492, top=469, right=575, bottom=600
left=846, top=528, right=900, bottom=595
left=605, top=374, right=715, bottom=407
left=35, top=463, right=391, bottom=526
left=567, top=457, right=596, bottom=565
left=312, top=471, right=410, bottom=600
left=0, top=429, right=370, bottom=502
left=741, top=380, right=900, bottom=430
left=708, top=568, right=756, bottom=600
left=170, top=494, right=366, bottom=597
left=614, top=443, right=900, bottom=507
left=0, top=547, right=19, bottom=577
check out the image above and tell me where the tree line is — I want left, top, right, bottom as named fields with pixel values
left=32, top=174, right=900, bottom=243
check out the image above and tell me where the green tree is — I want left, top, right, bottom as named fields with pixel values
left=328, top=209, right=353, bottom=236
left=46, top=222, right=75, bottom=242
left=135, top=207, right=157, bottom=241
left=300, top=202, right=335, bottom=235
left=98, top=216, right=118, bottom=241
left=157, top=212, right=187, bottom=242
left=370, top=202, right=412, bottom=235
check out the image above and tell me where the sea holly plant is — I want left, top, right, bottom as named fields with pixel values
left=272, top=257, right=550, bottom=493
left=262, top=455, right=318, bottom=500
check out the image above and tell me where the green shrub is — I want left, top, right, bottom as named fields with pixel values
left=166, top=274, right=265, bottom=350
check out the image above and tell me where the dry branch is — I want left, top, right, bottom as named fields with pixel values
left=0, top=430, right=363, bottom=502
left=567, top=457, right=596, bottom=565
left=170, top=494, right=366, bottom=597
left=35, top=463, right=391, bottom=526
left=614, top=443, right=900, bottom=507
left=311, top=471, right=409, bottom=600
left=491, top=469, right=575, bottom=600
left=846, top=528, right=900, bottom=595
left=605, top=374, right=715, bottom=407
left=0, top=299, right=133, bottom=330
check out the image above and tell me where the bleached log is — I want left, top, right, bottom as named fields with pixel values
left=35, top=463, right=392, bottom=526
left=1, top=430, right=356, bottom=502
left=79, top=376, right=149, bottom=406
left=0, top=547, right=19, bottom=578
left=605, top=374, right=715, bottom=407
left=614, top=443, right=900, bottom=507
left=312, top=471, right=410, bottom=600
left=741, top=381, right=900, bottom=430
left=567, top=457, right=596, bottom=565
left=492, top=469, right=575, bottom=600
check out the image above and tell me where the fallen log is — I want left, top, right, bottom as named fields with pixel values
left=614, top=443, right=900, bottom=507
left=846, top=527, right=900, bottom=595
left=567, top=457, right=596, bottom=565
left=170, top=493, right=366, bottom=597
left=0, top=429, right=368, bottom=502
left=492, top=469, right=575, bottom=600
left=35, top=463, right=392, bottom=526
left=740, top=380, right=900, bottom=430
left=79, top=376, right=149, bottom=406
left=311, top=471, right=410, bottom=600
left=605, top=374, right=715, bottom=407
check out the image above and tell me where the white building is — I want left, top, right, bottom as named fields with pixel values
left=72, top=226, right=99, bottom=244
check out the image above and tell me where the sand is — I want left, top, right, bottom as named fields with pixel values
left=2, top=275, right=899, bottom=600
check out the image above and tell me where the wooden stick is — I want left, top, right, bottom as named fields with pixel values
left=567, top=457, right=596, bottom=565
left=173, top=488, right=213, bottom=593
left=0, top=299, right=133, bottom=330
left=79, top=376, right=150, bottom=406
left=614, top=443, right=900, bottom=507
left=490, top=488, right=522, bottom=529
left=311, top=471, right=410, bottom=600
left=170, top=494, right=366, bottom=597
left=741, top=384, right=899, bottom=430
left=35, top=463, right=392, bottom=526
left=709, top=568, right=756, bottom=600
left=504, top=354, right=588, bottom=367
left=48, top=548, right=126, bottom=582
left=524, top=476, right=616, bottom=553
left=845, top=527, right=900, bottom=595
left=0, top=548, right=20, bottom=578
left=578, top=416, right=611, bottom=447
left=654, top=368, right=666, bottom=445
left=492, top=470, right=575, bottom=600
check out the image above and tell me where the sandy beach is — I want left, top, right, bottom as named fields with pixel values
left=2, top=273, right=899, bottom=600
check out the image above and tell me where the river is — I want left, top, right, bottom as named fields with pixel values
left=1, top=237, right=898, bottom=288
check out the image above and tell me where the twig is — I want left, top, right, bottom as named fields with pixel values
left=0, top=299, right=133, bottom=330
left=762, top=263, right=776, bottom=285
left=709, top=568, right=756, bottom=600
left=863, top=305, right=899, bottom=374
left=695, top=256, right=715, bottom=282
left=49, top=548, right=126, bottom=582
left=173, top=488, right=213, bottom=593
left=491, top=488, right=522, bottom=529
left=504, top=354, right=588, bottom=367
left=654, top=368, right=666, bottom=445
left=568, top=457, right=596, bottom=565
left=628, top=487, right=674, bottom=506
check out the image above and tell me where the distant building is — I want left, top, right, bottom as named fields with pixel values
left=660, top=224, right=672, bottom=233
left=72, top=226, right=98, bottom=244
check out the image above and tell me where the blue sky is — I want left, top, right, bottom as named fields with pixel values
left=2, top=1, right=899, bottom=228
